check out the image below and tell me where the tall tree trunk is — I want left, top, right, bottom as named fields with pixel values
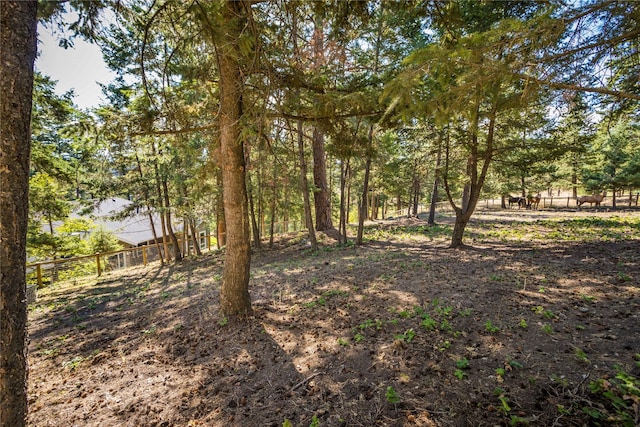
left=215, top=169, right=226, bottom=249
left=247, top=170, right=262, bottom=249
left=162, top=178, right=182, bottom=261
left=151, top=150, right=171, bottom=262
left=312, top=128, right=333, bottom=231
left=0, top=2, right=37, bottom=425
left=311, top=14, right=333, bottom=232
left=338, top=158, right=350, bottom=244
left=216, top=0, right=252, bottom=316
left=269, top=154, right=277, bottom=247
left=357, top=127, right=374, bottom=245
left=189, top=218, right=202, bottom=256
left=428, top=134, right=442, bottom=225
left=297, top=121, right=318, bottom=250
left=445, top=105, right=496, bottom=248
left=135, top=154, right=164, bottom=264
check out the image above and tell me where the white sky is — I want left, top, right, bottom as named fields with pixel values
left=35, top=23, right=117, bottom=110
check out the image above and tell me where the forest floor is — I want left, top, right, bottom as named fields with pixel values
left=27, top=207, right=640, bottom=427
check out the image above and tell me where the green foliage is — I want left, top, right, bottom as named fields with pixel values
left=584, top=366, right=640, bottom=426
left=485, top=320, right=500, bottom=334
left=385, top=386, right=401, bottom=404
left=86, top=226, right=122, bottom=254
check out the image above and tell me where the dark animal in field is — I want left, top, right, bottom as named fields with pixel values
left=577, top=193, right=605, bottom=208
left=508, top=196, right=527, bottom=209
left=527, top=193, right=541, bottom=210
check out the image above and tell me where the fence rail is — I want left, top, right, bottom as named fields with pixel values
left=26, top=193, right=639, bottom=290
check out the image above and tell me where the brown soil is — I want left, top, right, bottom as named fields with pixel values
left=27, top=209, right=640, bottom=426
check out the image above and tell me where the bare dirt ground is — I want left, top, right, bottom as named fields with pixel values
left=27, top=208, right=640, bottom=426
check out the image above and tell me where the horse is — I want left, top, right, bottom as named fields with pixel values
left=507, top=195, right=527, bottom=209
left=577, top=192, right=605, bottom=208
left=527, top=193, right=541, bottom=210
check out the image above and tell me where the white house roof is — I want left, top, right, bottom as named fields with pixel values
left=83, top=197, right=183, bottom=246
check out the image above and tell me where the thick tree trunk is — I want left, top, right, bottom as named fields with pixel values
left=217, top=0, right=252, bottom=317
left=312, top=129, right=333, bottom=231
left=297, top=121, right=318, bottom=250
left=450, top=213, right=468, bottom=248
left=311, top=15, right=333, bottom=232
left=0, top=2, right=37, bottom=425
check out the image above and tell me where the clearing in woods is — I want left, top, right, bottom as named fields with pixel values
left=27, top=209, right=640, bottom=426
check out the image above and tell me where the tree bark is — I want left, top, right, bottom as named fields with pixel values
left=0, top=2, right=37, bottom=425
left=216, top=0, right=252, bottom=317
left=428, top=134, right=442, bottom=225
left=215, top=169, right=226, bottom=249
left=297, top=121, right=318, bottom=250
left=311, top=15, right=333, bottom=232
left=162, top=177, right=182, bottom=261
left=356, top=127, right=373, bottom=245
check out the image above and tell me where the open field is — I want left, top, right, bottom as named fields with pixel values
left=27, top=209, right=640, bottom=426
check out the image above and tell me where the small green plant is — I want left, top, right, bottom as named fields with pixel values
left=440, top=319, right=453, bottom=332
left=398, top=310, right=412, bottom=318
left=421, top=315, right=437, bottom=331
left=454, top=358, right=469, bottom=379
left=454, top=369, right=466, bottom=380
left=394, top=329, right=416, bottom=343
left=542, top=309, right=556, bottom=319
left=494, top=387, right=511, bottom=415
left=218, top=317, right=228, bottom=327
left=309, top=415, right=320, bottom=427
left=337, top=338, right=349, bottom=346
left=437, top=306, right=454, bottom=317
left=62, top=355, right=84, bottom=370
left=541, top=323, right=553, bottom=334
left=574, top=347, right=590, bottom=363
left=581, top=294, right=597, bottom=303
left=458, top=308, right=472, bottom=317
left=617, top=271, right=631, bottom=282
left=438, top=340, right=451, bottom=351
left=456, top=358, right=469, bottom=369
left=532, top=306, right=544, bottom=315
left=385, top=386, right=401, bottom=404
left=518, top=319, right=528, bottom=329
left=485, top=320, right=500, bottom=333
left=282, top=419, right=293, bottom=427
left=142, top=326, right=157, bottom=335
left=354, top=333, right=364, bottom=343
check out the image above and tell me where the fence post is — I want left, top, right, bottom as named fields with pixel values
left=36, top=264, right=42, bottom=288
left=142, top=247, right=147, bottom=266
left=96, top=254, right=102, bottom=276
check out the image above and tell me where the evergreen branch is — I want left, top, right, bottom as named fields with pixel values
left=516, top=73, right=640, bottom=101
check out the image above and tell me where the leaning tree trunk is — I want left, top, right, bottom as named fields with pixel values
left=216, top=0, right=252, bottom=317
left=0, top=2, right=37, bottom=426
